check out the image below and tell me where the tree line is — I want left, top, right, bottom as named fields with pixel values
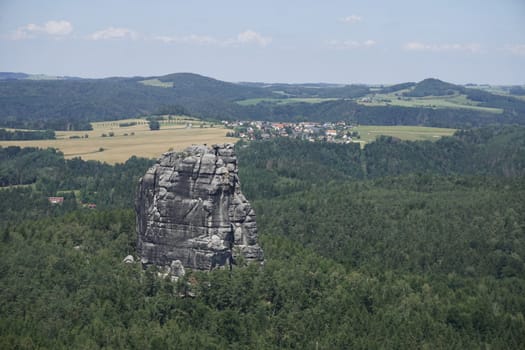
left=0, top=128, right=55, bottom=140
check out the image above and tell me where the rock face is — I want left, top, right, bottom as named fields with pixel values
left=136, top=144, right=263, bottom=271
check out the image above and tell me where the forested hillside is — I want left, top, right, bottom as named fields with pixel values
left=1, top=73, right=524, bottom=130
left=237, top=126, right=525, bottom=197
left=0, top=126, right=524, bottom=348
left=0, top=147, right=154, bottom=224
left=240, top=99, right=520, bottom=127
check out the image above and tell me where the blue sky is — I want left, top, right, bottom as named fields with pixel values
left=0, top=0, right=524, bottom=84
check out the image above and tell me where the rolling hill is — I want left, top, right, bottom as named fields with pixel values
left=0, top=72, right=524, bottom=130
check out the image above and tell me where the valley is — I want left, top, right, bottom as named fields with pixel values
left=1, top=1, right=523, bottom=348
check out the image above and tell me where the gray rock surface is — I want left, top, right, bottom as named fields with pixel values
left=136, top=143, right=264, bottom=271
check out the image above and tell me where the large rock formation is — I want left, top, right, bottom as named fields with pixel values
left=136, top=144, right=263, bottom=271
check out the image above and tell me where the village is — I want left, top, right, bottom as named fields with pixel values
left=223, top=120, right=361, bottom=143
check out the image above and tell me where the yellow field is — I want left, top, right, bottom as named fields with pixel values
left=0, top=119, right=237, bottom=164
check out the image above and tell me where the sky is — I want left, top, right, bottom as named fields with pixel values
left=0, top=0, right=524, bottom=84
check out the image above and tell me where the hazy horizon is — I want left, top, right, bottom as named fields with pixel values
left=2, top=70, right=524, bottom=87
left=1, top=0, right=524, bottom=85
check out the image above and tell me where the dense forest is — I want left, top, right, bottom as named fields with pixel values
left=1, top=74, right=524, bottom=130
left=0, top=126, right=524, bottom=348
left=237, top=126, right=525, bottom=198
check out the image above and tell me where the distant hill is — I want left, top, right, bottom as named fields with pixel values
left=403, top=78, right=464, bottom=97
left=379, top=82, right=415, bottom=93
left=0, top=72, right=79, bottom=81
left=0, top=72, right=524, bottom=130
left=242, top=82, right=370, bottom=98
left=0, top=72, right=29, bottom=80
left=0, top=73, right=271, bottom=130
left=154, top=72, right=273, bottom=100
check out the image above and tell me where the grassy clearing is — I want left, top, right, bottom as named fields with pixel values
left=0, top=118, right=236, bottom=164
left=236, top=97, right=338, bottom=106
left=0, top=184, right=35, bottom=191
left=468, top=85, right=510, bottom=95
left=355, top=125, right=456, bottom=144
left=359, top=93, right=503, bottom=114
left=57, top=189, right=81, bottom=197
left=138, top=79, right=174, bottom=88
left=239, top=92, right=504, bottom=114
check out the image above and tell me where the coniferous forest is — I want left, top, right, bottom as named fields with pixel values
left=1, top=126, right=524, bottom=349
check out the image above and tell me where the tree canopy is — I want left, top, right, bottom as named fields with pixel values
left=0, top=126, right=524, bottom=348
left=148, top=120, right=160, bottom=130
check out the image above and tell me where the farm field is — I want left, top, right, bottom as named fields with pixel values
left=236, top=97, right=338, bottom=106
left=358, top=92, right=504, bottom=114
left=238, top=92, right=504, bottom=114
left=355, top=125, right=456, bottom=144
left=0, top=118, right=237, bottom=164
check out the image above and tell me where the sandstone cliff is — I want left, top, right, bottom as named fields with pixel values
left=136, top=144, right=263, bottom=271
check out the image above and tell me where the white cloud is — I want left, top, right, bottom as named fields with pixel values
left=10, top=20, right=73, bottom=40
left=89, top=27, right=137, bottom=40
left=328, top=39, right=376, bottom=49
left=44, top=21, right=73, bottom=35
left=341, top=15, right=362, bottom=24
left=404, top=41, right=482, bottom=53
left=503, top=44, right=525, bottom=56
left=233, top=30, right=272, bottom=47
left=154, top=30, right=272, bottom=47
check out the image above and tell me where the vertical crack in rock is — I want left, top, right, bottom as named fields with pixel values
left=136, top=143, right=264, bottom=271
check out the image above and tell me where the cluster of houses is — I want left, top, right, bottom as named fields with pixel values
left=223, top=120, right=360, bottom=143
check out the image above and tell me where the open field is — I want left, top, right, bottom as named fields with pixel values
left=138, top=78, right=174, bottom=88
left=239, top=92, right=504, bottom=114
left=355, top=125, right=456, bottom=144
left=0, top=118, right=237, bottom=164
left=0, top=183, right=34, bottom=191
left=358, top=92, right=504, bottom=114
left=0, top=118, right=458, bottom=161
left=236, top=97, right=338, bottom=106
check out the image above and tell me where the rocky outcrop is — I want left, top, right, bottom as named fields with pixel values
left=136, top=144, right=263, bottom=271
left=122, top=255, right=135, bottom=264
